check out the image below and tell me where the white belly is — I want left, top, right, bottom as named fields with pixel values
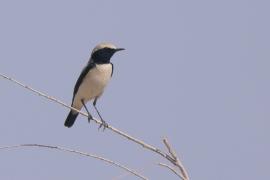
left=73, top=63, right=112, bottom=110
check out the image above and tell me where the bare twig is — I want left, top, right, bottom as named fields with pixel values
left=111, top=162, right=154, bottom=180
left=1, top=74, right=166, bottom=154
left=158, top=163, right=184, bottom=180
left=0, top=73, right=189, bottom=179
left=0, top=144, right=148, bottom=180
left=163, top=138, right=189, bottom=180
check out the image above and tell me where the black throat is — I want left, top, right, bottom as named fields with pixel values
left=91, top=48, right=116, bottom=64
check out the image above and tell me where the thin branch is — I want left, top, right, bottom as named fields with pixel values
left=158, top=163, right=184, bottom=180
left=163, top=138, right=190, bottom=180
left=111, top=162, right=154, bottom=180
left=0, top=74, right=166, bottom=160
left=0, top=73, right=189, bottom=179
left=0, top=144, right=148, bottom=180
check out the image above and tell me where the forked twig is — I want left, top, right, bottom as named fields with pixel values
left=0, top=73, right=189, bottom=179
left=158, top=163, right=184, bottom=179
left=163, top=138, right=189, bottom=180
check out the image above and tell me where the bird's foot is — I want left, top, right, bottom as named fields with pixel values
left=87, top=114, right=93, bottom=123
left=98, top=119, right=108, bottom=131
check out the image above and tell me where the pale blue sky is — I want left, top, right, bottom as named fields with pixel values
left=0, top=0, right=269, bottom=179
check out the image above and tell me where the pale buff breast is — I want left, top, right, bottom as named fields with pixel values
left=72, top=63, right=112, bottom=110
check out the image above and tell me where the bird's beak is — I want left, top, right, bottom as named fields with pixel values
left=115, top=48, right=125, bottom=52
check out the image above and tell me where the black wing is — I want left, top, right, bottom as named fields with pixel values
left=72, top=62, right=96, bottom=102
left=110, top=62, right=114, bottom=77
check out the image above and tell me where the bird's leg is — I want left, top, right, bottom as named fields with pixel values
left=93, top=98, right=108, bottom=130
left=81, top=99, right=93, bottom=123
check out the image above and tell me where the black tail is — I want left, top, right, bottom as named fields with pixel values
left=64, top=111, right=79, bottom=128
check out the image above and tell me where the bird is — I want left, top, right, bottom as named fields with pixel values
left=64, top=43, right=125, bottom=129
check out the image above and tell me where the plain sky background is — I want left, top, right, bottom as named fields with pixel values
left=0, top=0, right=269, bottom=179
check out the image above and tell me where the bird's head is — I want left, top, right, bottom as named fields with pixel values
left=90, top=43, right=125, bottom=64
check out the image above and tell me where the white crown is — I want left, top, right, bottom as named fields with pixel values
left=92, top=43, right=117, bottom=54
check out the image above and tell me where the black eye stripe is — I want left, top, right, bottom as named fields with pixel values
left=94, top=47, right=114, bottom=54
left=91, top=48, right=116, bottom=63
